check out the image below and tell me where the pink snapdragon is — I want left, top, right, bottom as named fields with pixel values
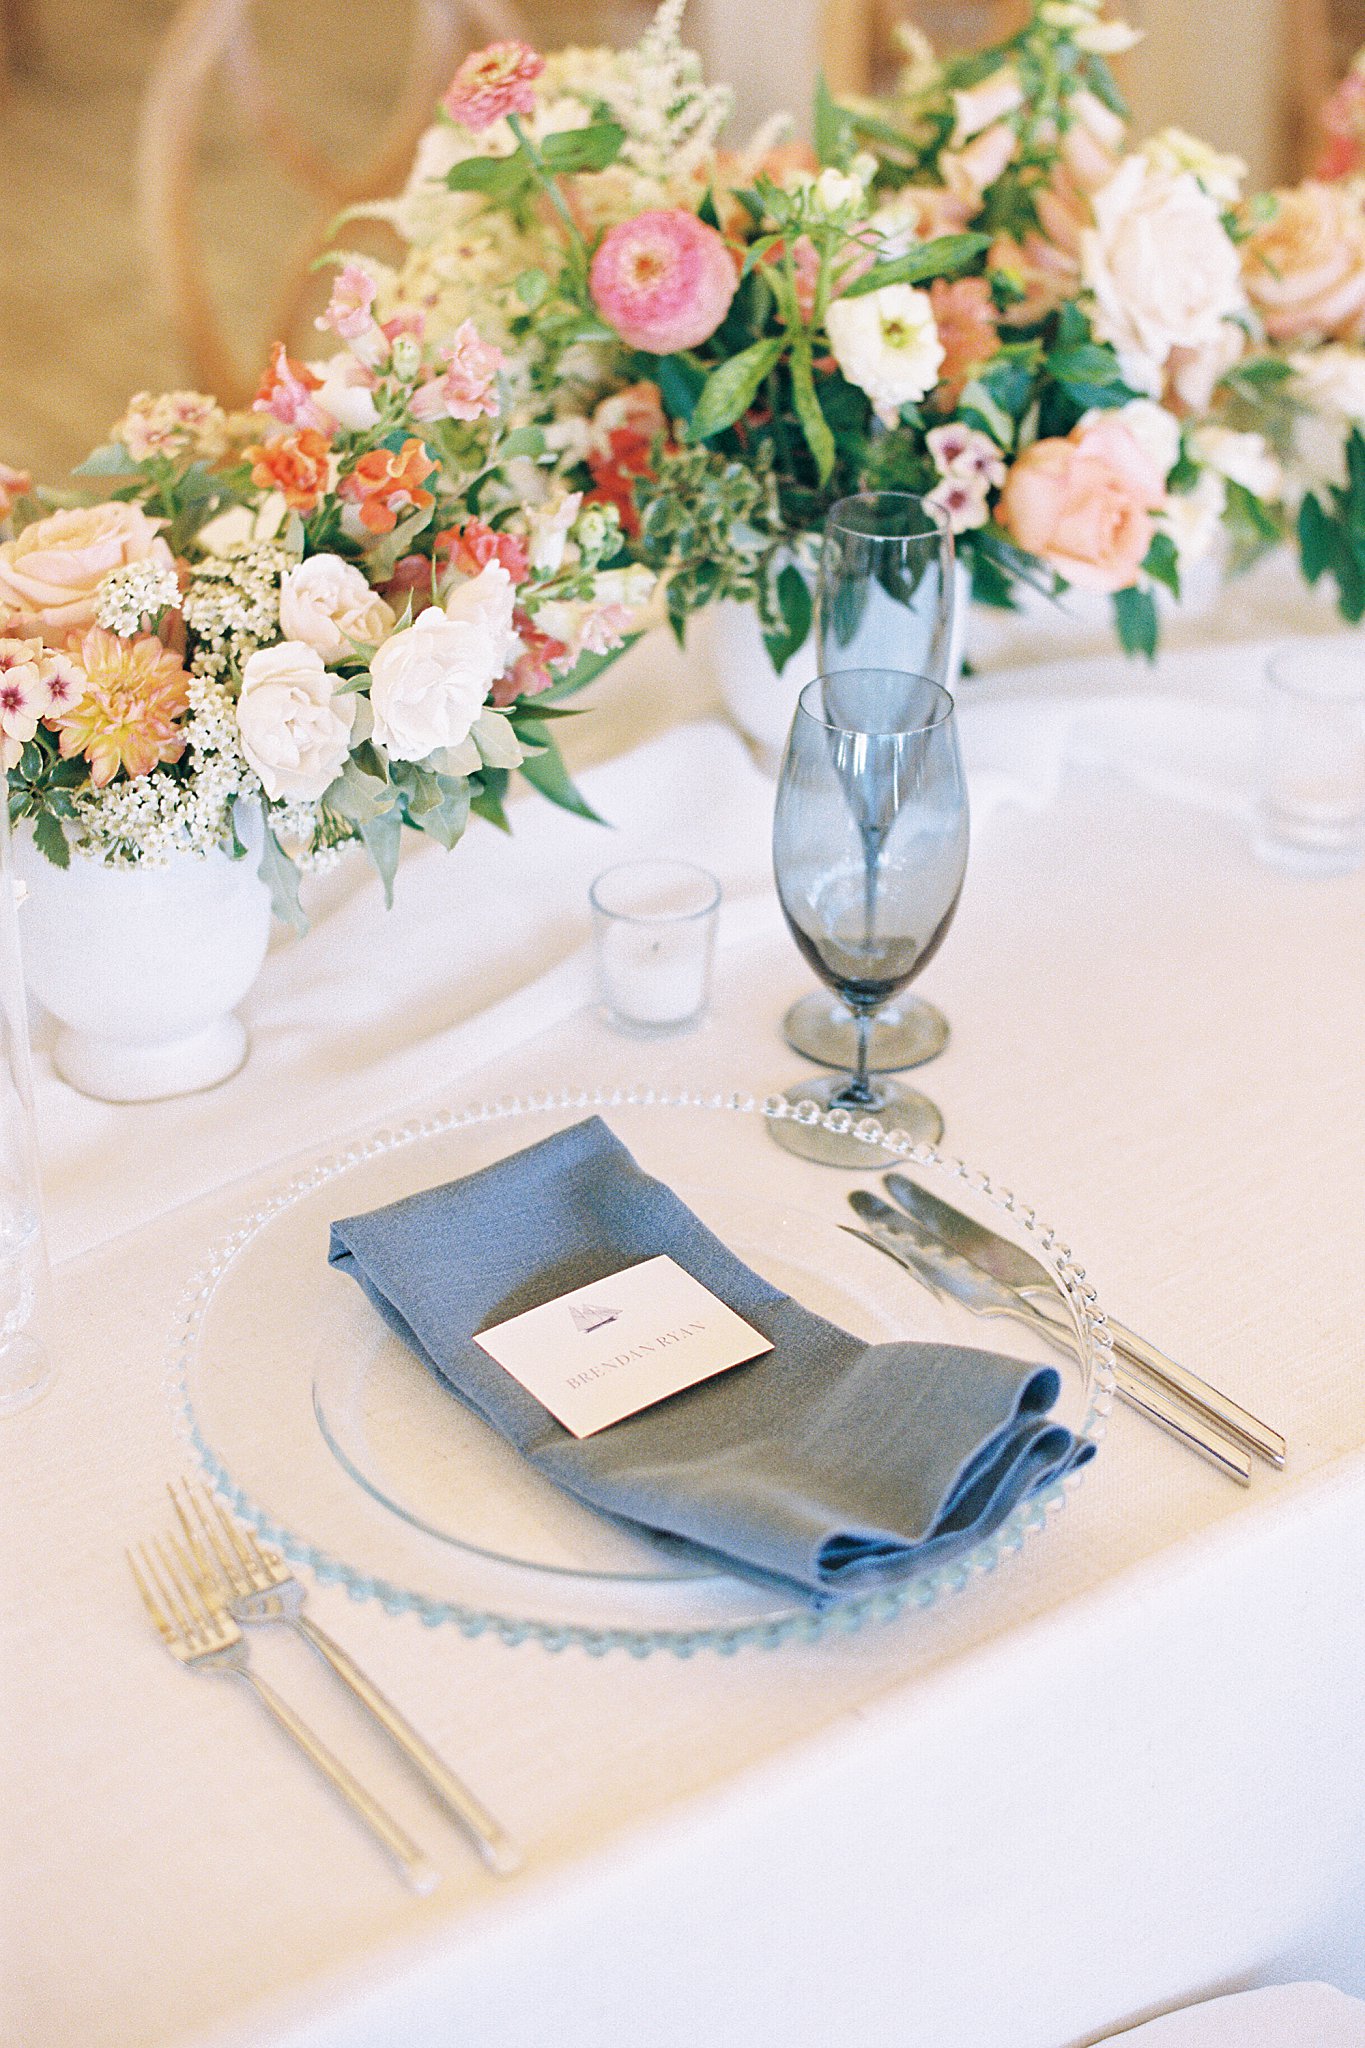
left=437, top=515, right=529, bottom=585
left=410, top=320, right=505, bottom=423
left=579, top=603, right=633, bottom=656
left=253, top=342, right=332, bottom=432
left=317, top=264, right=386, bottom=366
left=442, top=40, right=544, bottom=132
left=590, top=210, right=738, bottom=355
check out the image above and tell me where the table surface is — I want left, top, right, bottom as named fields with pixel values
left=6, top=578, right=1365, bottom=2048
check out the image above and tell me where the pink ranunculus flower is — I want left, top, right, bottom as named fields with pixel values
left=998, top=416, right=1165, bottom=594
left=410, top=320, right=505, bottom=423
left=441, top=39, right=544, bottom=132
left=0, top=502, right=173, bottom=636
left=1242, top=180, right=1365, bottom=343
left=590, top=209, right=738, bottom=356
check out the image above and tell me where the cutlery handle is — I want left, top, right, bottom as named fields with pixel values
left=1022, top=1291, right=1283, bottom=1469
left=297, top=1615, right=521, bottom=1876
left=1109, top=1359, right=1251, bottom=1485
left=236, top=1668, right=440, bottom=1894
left=1108, top=1317, right=1284, bottom=1469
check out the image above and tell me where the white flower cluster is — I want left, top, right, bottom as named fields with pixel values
left=73, top=670, right=260, bottom=867
left=181, top=543, right=288, bottom=681
left=611, top=0, right=734, bottom=184
left=93, top=559, right=182, bottom=638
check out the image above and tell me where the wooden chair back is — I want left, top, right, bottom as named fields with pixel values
left=138, top=0, right=520, bottom=405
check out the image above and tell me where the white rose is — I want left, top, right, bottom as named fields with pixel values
left=1159, top=468, right=1226, bottom=566
left=368, top=610, right=498, bottom=763
left=279, top=554, right=396, bottom=662
left=826, top=284, right=944, bottom=426
left=309, top=354, right=379, bottom=433
left=1081, top=156, right=1245, bottom=393
left=237, top=641, right=355, bottom=801
left=1189, top=424, right=1282, bottom=500
left=1289, top=344, right=1365, bottom=422
left=1082, top=398, right=1181, bottom=483
left=1142, top=127, right=1246, bottom=206
left=442, top=561, right=519, bottom=672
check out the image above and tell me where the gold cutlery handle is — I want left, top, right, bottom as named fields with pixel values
left=236, top=1668, right=441, bottom=1894
left=296, top=1615, right=521, bottom=1876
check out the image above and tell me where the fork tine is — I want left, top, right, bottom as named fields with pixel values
left=167, top=1481, right=216, bottom=1591
left=181, top=1490, right=245, bottom=1597
left=141, top=1538, right=196, bottom=1643
left=155, top=1533, right=218, bottom=1643
left=204, top=1487, right=272, bottom=1591
left=127, top=1545, right=175, bottom=1645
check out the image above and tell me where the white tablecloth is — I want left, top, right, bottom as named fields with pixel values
left=6, top=618, right=1365, bottom=2048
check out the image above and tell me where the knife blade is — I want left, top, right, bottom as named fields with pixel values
left=842, top=1207, right=1252, bottom=1485
left=880, top=1172, right=1285, bottom=1471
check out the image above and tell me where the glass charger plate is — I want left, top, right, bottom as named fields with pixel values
left=170, top=1087, right=1115, bottom=1656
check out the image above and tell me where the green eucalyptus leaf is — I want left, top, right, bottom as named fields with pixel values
left=1143, top=529, right=1181, bottom=599
left=495, top=424, right=546, bottom=462
left=814, top=71, right=854, bottom=167
left=471, top=768, right=511, bottom=832
left=362, top=502, right=434, bottom=583
left=763, top=562, right=813, bottom=673
left=258, top=827, right=307, bottom=933
left=71, top=442, right=137, bottom=477
left=360, top=805, right=404, bottom=907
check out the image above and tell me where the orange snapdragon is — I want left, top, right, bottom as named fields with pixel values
left=338, top=439, right=437, bottom=536
left=244, top=428, right=333, bottom=513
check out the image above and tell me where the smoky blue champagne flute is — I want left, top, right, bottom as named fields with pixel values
left=783, top=491, right=958, bottom=1076
left=770, top=670, right=969, bottom=1168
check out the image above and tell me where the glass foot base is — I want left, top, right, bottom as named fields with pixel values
left=767, top=1073, right=944, bottom=1168
left=782, top=991, right=949, bottom=1073
left=0, top=1333, right=52, bottom=1416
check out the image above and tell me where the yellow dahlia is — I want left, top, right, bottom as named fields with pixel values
left=55, top=627, right=190, bottom=787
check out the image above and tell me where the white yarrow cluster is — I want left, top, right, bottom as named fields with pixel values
left=93, top=560, right=183, bottom=637
left=181, top=543, right=289, bottom=680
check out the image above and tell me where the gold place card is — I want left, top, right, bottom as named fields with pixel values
left=473, top=1256, right=773, bottom=1439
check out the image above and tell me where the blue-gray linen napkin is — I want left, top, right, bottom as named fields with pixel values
left=328, top=1116, right=1093, bottom=1598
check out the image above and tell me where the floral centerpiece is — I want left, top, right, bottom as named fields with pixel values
left=349, top=0, right=1365, bottom=677
left=0, top=303, right=655, bottom=923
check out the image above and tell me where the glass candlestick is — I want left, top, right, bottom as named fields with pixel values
left=0, top=808, right=51, bottom=1415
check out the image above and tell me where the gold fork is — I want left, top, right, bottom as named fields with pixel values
left=169, top=1481, right=520, bottom=1876
left=128, top=1531, right=440, bottom=1893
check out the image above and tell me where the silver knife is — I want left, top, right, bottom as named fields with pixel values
left=880, top=1172, right=1285, bottom=1471
left=843, top=1195, right=1252, bottom=1485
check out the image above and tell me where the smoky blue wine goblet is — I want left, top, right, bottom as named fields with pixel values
left=783, top=490, right=959, bottom=1077
left=770, top=669, right=969, bottom=1168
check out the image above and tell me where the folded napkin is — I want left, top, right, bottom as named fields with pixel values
left=328, top=1117, right=1093, bottom=1598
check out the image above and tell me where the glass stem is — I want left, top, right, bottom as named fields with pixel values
left=849, top=1007, right=875, bottom=1105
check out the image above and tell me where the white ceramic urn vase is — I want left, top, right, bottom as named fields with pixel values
left=14, top=807, right=273, bottom=1102
left=707, top=558, right=972, bottom=771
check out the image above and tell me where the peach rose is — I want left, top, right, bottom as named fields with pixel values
left=1242, top=181, right=1365, bottom=343
left=0, top=503, right=173, bottom=636
left=998, top=415, right=1165, bottom=593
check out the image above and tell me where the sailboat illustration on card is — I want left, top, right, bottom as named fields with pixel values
left=569, top=1301, right=621, bottom=1336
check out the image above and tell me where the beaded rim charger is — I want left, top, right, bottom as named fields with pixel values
left=168, top=1086, right=1117, bottom=1658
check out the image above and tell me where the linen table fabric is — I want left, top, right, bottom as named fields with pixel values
left=328, top=1115, right=1092, bottom=1595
